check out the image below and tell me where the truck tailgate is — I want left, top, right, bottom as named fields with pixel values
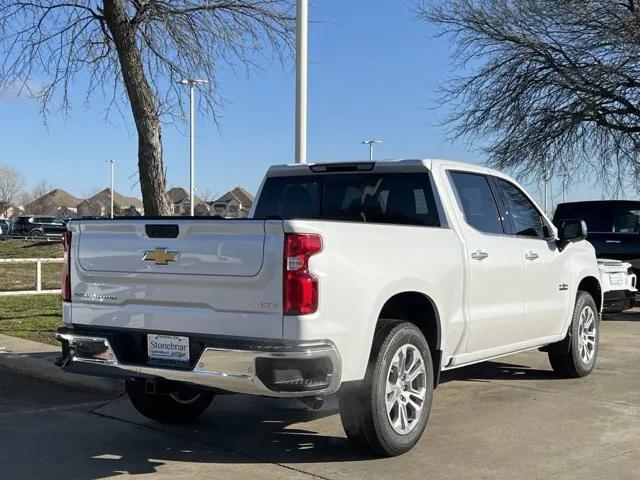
left=68, top=219, right=285, bottom=339
left=78, top=221, right=266, bottom=276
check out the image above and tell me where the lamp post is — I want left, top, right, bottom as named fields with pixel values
left=543, top=157, right=549, bottom=215
left=106, top=159, right=116, bottom=219
left=362, top=140, right=382, bottom=161
left=295, top=0, right=308, bottom=164
left=177, top=78, right=208, bottom=216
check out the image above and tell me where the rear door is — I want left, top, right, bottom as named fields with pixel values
left=492, top=177, right=572, bottom=339
left=45, top=217, right=65, bottom=235
left=447, top=170, right=526, bottom=353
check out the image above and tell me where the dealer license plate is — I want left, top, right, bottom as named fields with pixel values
left=147, top=334, right=190, bottom=364
left=609, top=273, right=624, bottom=285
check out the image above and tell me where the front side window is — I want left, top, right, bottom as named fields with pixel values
left=450, top=172, right=504, bottom=234
left=494, top=178, right=549, bottom=239
left=254, top=172, right=441, bottom=227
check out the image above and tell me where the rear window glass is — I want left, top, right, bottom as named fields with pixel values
left=553, top=203, right=614, bottom=232
left=253, top=173, right=441, bottom=227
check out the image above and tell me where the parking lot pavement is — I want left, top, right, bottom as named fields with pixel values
left=2, top=311, right=640, bottom=479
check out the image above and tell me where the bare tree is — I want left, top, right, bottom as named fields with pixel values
left=27, top=179, right=52, bottom=214
left=0, top=1, right=294, bottom=215
left=0, top=165, right=24, bottom=216
left=31, top=179, right=51, bottom=201
left=199, top=188, right=218, bottom=203
left=418, top=0, right=640, bottom=192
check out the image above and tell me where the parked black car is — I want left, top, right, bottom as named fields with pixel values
left=0, top=219, right=11, bottom=239
left=554, top=200, right=640, bottom=270
left=11, top=215, right=67, bottom=239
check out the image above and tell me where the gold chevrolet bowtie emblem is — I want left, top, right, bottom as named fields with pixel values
left=143, top=248, right=180, bottom=265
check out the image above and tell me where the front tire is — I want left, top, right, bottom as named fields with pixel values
left=126, top=380, right=214, bottom=422
left=548, top=291, right=599, bottom=378
left=338, top=320, right=434, bottom=457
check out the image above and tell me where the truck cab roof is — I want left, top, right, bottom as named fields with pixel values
left=266, top=158, right=503, bottom=178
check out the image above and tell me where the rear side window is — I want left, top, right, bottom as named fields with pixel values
left=450, top=172, right=503, bottom=234
left=254, top=173, right=441, bottom=227
left=613, top=206, right=640, bottom=233
left=494, top=178, right=549, bottom=239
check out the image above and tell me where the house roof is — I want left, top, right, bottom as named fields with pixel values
left=166, top=187, right=204, bottom=205
left=231, top=187, right=254, bottom=205
left=24, top=189, right=81, bottom=210
left=78, top=188, right=143, bottom=209
left=212, top=187, right=254, bottom=207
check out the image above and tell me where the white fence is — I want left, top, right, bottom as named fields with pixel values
left=0, top=258, right=63, bottom=296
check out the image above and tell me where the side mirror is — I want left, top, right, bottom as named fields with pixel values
left=557, top=219, right=587, bottom=250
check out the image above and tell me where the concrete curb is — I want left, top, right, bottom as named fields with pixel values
left=0, top=334, right=124, bottom=395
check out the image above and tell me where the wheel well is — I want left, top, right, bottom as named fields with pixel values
left=379, top=292, right=441, bottom=384
left=578, top=276, right=602, bottom=312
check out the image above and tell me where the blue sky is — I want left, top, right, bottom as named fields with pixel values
left=0, top=0, right=596, bottom=205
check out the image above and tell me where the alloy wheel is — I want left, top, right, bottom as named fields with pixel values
left=385, top=344, right=427, bottom=435
left=577, top=305, right=597, bottom=365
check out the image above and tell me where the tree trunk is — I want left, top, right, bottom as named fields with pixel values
left=103, top=0, right=170, bottom=216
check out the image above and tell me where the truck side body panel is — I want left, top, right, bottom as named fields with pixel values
left=281, top=219, right=465, bottom=382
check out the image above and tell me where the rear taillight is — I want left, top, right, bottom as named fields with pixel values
left=283, top=233, right=322, bottom=315
left=628, top=266, right=635, bottom=276
left=61, top=230, right=71, bottom=302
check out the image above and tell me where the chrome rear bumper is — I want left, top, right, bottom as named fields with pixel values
left=56, top=332, right=341, bottom=397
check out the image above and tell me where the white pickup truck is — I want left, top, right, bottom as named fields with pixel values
left=57, top=159, right=601, bottom=456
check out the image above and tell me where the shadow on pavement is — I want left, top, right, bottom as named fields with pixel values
left=602, top=310, right=640, bottom=322
left=440, top=360, right=559, bottom=384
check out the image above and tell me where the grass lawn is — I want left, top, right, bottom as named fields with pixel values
left=0, top=239, right=63, bottom=259
left=0, top=262, right=62, bottom=292
left=0, top=294, right=62, bottom=345
left=0, top=240, right=63, bottom=292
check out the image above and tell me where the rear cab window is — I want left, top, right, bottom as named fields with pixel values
left=554, top=203, right=614, bottom=233
left=554, top=201, right=640, bottom=234
left=253, top=172, right=441, bottom=227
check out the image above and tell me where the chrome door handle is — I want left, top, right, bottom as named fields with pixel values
left=525, top=251, right=539, bottom=261
left=471, top=250, right=489, bottom=260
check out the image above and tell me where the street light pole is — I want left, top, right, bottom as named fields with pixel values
left=295, top=0, right=308, bottom=164
left=543, top=157, right=549, bottom=215
left=106, top=160, right=116, bottom=219
left=362, top=140, right=382, bottom=161
left=178, top=78, right=208, bottom=216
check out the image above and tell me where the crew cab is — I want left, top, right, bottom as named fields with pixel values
left=57, top=159, right=601, bottom=457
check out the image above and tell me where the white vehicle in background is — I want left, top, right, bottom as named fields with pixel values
left=598, top=259, right=637, bottom=313
left=56, top=159, right=601, bottom=457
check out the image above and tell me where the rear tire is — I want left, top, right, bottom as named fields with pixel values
left=29, top=229, right=44, bottom=239
left=548, top=291, right=599, bottom=378
left=338, top=320, right=434, bottom=457
left=126, top=380, right=214, bottom=422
